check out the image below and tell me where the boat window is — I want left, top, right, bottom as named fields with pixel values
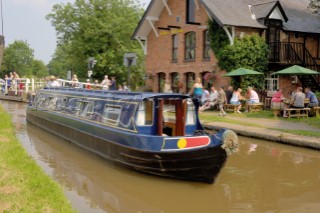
left=163, top=102, right=176, bottom=123
left=103, top=105, right=122, bottom=125
left=136, top=100, right=154, bottom=126
left=41, top=96, right=52, bottom=108
left=48, top=97, right=58, bottom=110
left=186, top=98, right=196, bottom=125
left=75, top=101, right=84, bottom=116
left=56, top=98, right=68, bottom=111
left=36, top=94, right=46, bottom=107
left=80, top=102, right=95, bottom=118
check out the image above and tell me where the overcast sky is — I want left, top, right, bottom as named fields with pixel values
left=3, top=0, right=151, bottom=64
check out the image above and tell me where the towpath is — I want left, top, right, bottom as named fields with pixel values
left=201, top=112, right=320, bottom=150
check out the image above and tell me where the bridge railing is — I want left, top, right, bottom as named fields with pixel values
left=0, top=78, right=47, bottom=96
left=56, top=79, right=105, bottom=90
left=0, top=78, right=107, bottom=97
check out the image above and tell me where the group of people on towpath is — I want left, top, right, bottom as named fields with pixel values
left=186, top=77, right=261, bottom=116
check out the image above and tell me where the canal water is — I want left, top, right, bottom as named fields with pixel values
left=1, top=100, right=320, bottom=213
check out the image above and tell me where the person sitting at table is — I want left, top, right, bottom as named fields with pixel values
left=271, top=88, right=285, bottom=110
left=201, top=87, right=210, bottom=106
left=225, top=86, right=233, bottom=104
left=304, top=87, right=319, bottom=108
left=199, top=86, right=218, bottom=112
left=230, top=88, right=243, bottom=113
left=283, top=87, right=305, bottom=117
left=245, top=87, right=259, bottom=112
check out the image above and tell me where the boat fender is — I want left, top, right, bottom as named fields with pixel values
left=221, top=130, right=239, bottom=156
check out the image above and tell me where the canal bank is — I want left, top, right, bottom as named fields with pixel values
left=0, top=104, right=74, bottom=212
left=201, top=112, right=320, bottom=150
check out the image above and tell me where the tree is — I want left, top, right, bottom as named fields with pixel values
left=309, top=0, right=320, bottom=15
left=46, top=0, right=145, bottom=87
left=1, top=40, right=34, bottom=77
left=30, top=60, right=48, bottom=77
left=209, top=19, right=269, bottom=90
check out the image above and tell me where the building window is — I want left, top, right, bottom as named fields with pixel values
left=203, top=30, right=210, bottom=60
left=264, top=75, right=279, bottom=91
left=158, top=72, right=166, bottom=92
left=186, top=0, right=195, bottom=23
left=185, top=32, right=196, bottom=60
left=185, top=72, right=195, bottom=93
left=172, top=34, right=178, bottom=62
left=171, top=72, right=180, bottom=93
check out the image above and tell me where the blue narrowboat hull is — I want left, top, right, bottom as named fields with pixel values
left=26, top=108, right=227, bottom=183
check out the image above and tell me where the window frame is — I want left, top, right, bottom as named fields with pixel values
left=135, top=99, right=154, bottom=127
left=102, top=104, right=122, bottom=125
left=172, top=34, right=178, bottom=62
left=203, top=30, right=211, bottom=60
left=186, top=0, right=195, bottom=23
left=185, top=32, right=196, bottom=61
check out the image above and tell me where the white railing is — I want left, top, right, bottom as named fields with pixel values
left=56, top=79, right=105, bottom=90
left=0, top=77, right=109, bottom=97
left=0, top=78, right=46, bottom=96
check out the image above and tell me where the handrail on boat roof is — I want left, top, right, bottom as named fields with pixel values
left=41, top=87, right=190, bottom=101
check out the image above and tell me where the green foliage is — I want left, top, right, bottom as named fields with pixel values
left=46, top=0, right=145, bottom=88
left=0, top=106, right=75, bottom=212
left=208, top=19, right=269, bottom=90
left=30, top=60, right=48, bottom=77
left=218, top=34, right=269, bottom=73
left=315, top=91, right=320, bottom=100
left=309, top=0, right=320, bottom=15
left=0, top=40, right=48, bottom=78
left=208, top=19, right=229, bottom=57
left=1, top=40, right=34, bottom=76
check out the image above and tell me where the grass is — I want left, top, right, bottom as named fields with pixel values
left=199, top=109, right=320, bottom=137
left=0, top=106, right=75, bottom=212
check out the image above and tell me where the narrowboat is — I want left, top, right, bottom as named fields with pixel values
left=26, top=87, right=238, bottom=183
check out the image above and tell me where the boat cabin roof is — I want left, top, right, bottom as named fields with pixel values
left=41, top=87, right=190, bottom=101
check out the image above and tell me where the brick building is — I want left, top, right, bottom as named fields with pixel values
left=132, top=0, right=320, bottom=96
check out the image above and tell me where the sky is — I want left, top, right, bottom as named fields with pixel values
left=3, top=0, right=151, bottom=64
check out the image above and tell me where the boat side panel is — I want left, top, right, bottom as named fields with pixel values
left=26, top=110, right=227, bottom=183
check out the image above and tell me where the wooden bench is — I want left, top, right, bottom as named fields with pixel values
left=311, top=106, right=320, bottom=118
left=224, top=104, right=240, bottom=113
left=287, top=108, right=310, bottom=118
left=248, top=103, right=264, bottom=112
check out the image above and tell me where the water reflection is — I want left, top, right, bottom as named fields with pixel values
left=1, top=100, right=320, bottom=213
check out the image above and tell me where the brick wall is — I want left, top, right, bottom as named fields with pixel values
left=145, top=1, right=230, bottom=93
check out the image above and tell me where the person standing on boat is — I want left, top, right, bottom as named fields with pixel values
left=101, top=75, right=111, bottom=90
left=109, top=77, right=117, bottom=90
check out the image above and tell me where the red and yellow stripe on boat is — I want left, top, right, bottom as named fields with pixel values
left=161, top=136, right=211, bottom=151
